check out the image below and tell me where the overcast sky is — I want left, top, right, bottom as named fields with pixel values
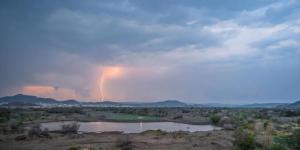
left=0, top=0, right=300, bottom=103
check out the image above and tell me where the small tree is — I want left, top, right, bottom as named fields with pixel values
left=27, top=124, right=50, bottom=138
left=61, top=122, right=80, bottom=134
left=291, top=129, right=300, bottom=150
left=210, top=114, right=221, bottom=125
left=262, top=121, right=273, bottom=150
left=269, top=144, right=287, bottom=150
left=116, top=136, right=132, bottom=150
left=234, top=128, right=255, bottom=150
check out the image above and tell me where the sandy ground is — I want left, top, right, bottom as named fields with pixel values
left=0, top=130, right=234, bottom=150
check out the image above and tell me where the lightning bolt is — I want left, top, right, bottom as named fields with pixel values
left=98, top=66, right=123, bottom=102
left=99, top=76, right=105, bottom=101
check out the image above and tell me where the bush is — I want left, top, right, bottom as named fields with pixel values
left=116, top=136, right=133, bottom=150
left=28, top=124, right=42, bottom=137
left=68, top=146, right=81, bottom=150
left=46, top=107, right=84, bottom=114
left=173, top=115, right=183, bottom=120
left=234, top=128, right=255, bottom=150
left=9, top=121, right=24, bottom=133
left=210, top=114, right=221, bottom=125
left=61, top=122, right=80, bottom=134
left=273, top=129, right=300, bottom=150
left=28, top=124, right=51, bottom=138
left=67, top=146, right=103, bottom=150
left=291, top=129, right=300, bottom=150
left=0, top=108, right=10, bottom=123
left=269, top=144, right=287, bottom=150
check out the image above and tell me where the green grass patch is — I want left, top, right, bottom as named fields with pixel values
left=108, top=113, right=160, bottom=121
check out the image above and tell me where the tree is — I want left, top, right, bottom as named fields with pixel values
left=210, top=114, right=221, bottom=125
left=234, top=128, right=255, bottom=150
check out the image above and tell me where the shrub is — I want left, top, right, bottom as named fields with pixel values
left=273, top=129, right=300, bottom=150
left=116, top=136, right=133, bottom=150
left=46, top=107, right=84, bottom=114
left=269, top=144, right=287, bottom=150
left=173, top=115, right=183, bottom=120
left=67, top=146, right=103, bottom=150
left=61, top=122, right=80, bottom=134
left=28, top=124, right=51, bottom=138
left=68, top=146, right=81, bottom=150
left=9, top=121, right=24, bottom=133
left=182, top=109, right=190, bottom=113
left=291, top=129, right=300, bottom=150
left=28, top=124, right=42, bottom=137
left=210, top=114, right=221, bottom=125
left=0, top=108, right=10, bottom=123
left=234, top=128, right=255, bottom=150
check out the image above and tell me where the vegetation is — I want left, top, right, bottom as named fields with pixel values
left=109, top=113, right=159, bottom=121
left=28, top=124, right=51, bottom=138
left=116, top=136, right=133, bottom=150
left=234, top=128, right=255, bottom=150
left=273, top=129, right=300, bottom=150
left=210, top=114, right=221, bottom=125
left=67, top=146, right=104, bottom=150
left=61, top=122, right=80, bottom=134
left=0, top=107, right=298, bottom=150
left=46, top=107, right=84, bottom=115
left=269, top=143, right=287, bottom=150
left=0, top=108, right=10, bottom=123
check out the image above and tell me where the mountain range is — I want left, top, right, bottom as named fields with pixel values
left=0, top=94, right=298, bottom=108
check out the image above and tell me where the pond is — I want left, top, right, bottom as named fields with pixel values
left=40, top=121, right=219, bottom=133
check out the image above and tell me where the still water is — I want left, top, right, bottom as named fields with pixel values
left=41, top=121, right=218, bottom=133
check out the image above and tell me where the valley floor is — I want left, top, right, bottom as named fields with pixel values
left=0, top=130, right=234, bottom=150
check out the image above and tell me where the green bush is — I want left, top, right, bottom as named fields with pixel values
left=0, top=108, right=10, bottom=123
left=269, top=144, right=287, bottom=150
left=210, top=114, right=221, bottom=125
left=68, top=146, right=81, bottom=150
left=8, top=120, right=24, bottom=133
left=234, top=128, right=255, bottom=150
left=273, top=129, right=300, bottom=150
left=61, top=122, right=80, bottom=134
left=46, top=107, right=84, bottom=114
left=116, top=136, right=133, bottom=150
left=28, top=124, right=51, bottom=138
left=291, top=129, right=300, bottom=150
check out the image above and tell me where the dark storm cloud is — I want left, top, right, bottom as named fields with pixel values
left=0, top=0, right=300, bottom=102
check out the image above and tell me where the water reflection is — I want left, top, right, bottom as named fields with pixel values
left=41, top=121, right=218, bottom=133
left=139, top=122, right=143, bottom=132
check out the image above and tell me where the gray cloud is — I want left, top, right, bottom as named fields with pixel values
left=0, top=0, right=299, bottom=103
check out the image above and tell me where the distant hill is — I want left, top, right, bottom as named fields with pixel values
left=141, top=100, right=187, bottom=107
left=278, top=101, right=300, bottom=109
left=240, top=103, right=288, bottom=108
left=0, top=94, right=79, bottom=106
left=1, top=101, right=39, bottom=107
left=0, top=94, right=187, bottom=107
left=193, top=103, right=287, bottom=108
left=97, top=101, right=122, bottom=106
left=0, top=94, right=57, bottom=104
left=61, top=99, right=81, bottom=105
left=0, top=94, right=297, bottom=108
left=200, top=103, right=239, bottom=108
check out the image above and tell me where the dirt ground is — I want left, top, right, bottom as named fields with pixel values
left=0, top=130, right=234, bottom=150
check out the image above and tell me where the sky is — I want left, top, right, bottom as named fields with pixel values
left=0, top=0, right=300, bottom=103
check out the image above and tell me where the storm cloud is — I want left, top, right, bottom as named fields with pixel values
left=0, top=0, right=299, bottom=103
